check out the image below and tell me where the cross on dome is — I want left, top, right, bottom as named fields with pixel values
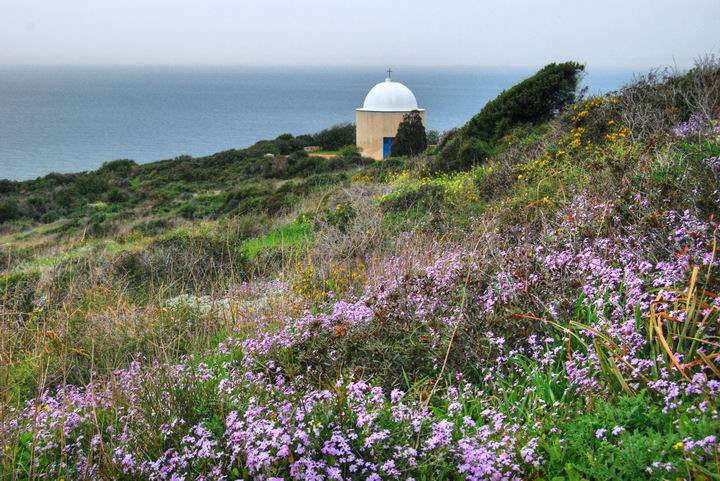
left=358, top=73, right=422, bottom=112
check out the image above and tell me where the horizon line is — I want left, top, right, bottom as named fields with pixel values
left=0, top=62, right=679, bottom=71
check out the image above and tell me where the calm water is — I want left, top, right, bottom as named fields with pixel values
left=0, top=66, right=635, bottom=181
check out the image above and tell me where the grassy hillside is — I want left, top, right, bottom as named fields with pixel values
left=1, top=59, right=720, bottom=480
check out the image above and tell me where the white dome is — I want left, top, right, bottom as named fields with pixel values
left=358, top=78, right=422, bottom=112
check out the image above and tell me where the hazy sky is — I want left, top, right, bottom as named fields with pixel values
left=1, top=0, right=718, bottom=67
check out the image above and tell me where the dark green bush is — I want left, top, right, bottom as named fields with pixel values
left=390, top=110, right=427, bottom=157
left=338, top=144, right=361, bottom=158
left=177, top=201, right=200, bottom=219
left=458, top=138, right=494, bottom=165
left=244, top=140, right=280, bottom=158
left=465, top=62, right=584, bottom=142
left=312, top=123, right=356, bottom=150
left=26, top=195, right=50, bottom=220
left=438, top=62, right=584, bottom=171
left=205, top=148, right=247, bottom=168
left=174, top=161, right=211, bottom=182
left=52, top=188, right=76, bottom=214
left=0, top=179, right=17, bottom=195
left=75, top=175, right=109, bottom=197
left=97, top=159, right=137, bottom=176
left=274, top=133, right=308, bottom=155
left=0, top=199, right=20, bottom=223
left=106, top=189, right=130, bottom=203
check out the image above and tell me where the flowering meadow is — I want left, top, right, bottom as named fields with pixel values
left=2, top=59, right=720, bottom=480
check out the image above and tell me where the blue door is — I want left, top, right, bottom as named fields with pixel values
left=383, top=137, right=394, bottom=159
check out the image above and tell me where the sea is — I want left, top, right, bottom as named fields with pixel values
left=0, top=65, right=637, bottom=181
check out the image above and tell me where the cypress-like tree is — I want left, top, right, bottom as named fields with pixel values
left=464, top=62, right=585, bottom=142
left=437, top=62, right=585, bottom=170
left=390, top=110, right=427, bottom=157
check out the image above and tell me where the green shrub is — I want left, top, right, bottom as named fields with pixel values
left=0, top=121, right=367, bottom=228
left=105, top=189, right=130, bottom=203
left=262, top=191, right=300, bottom=216
left=427, top=129, right=440, bottom=145
left=0, top=199, right=20, bottom=223
left=273, top=133, right=308, bottom=155
left=244, top=140, right=280, bottom=158
left=0, top=179, right=17, bottom=195
left=466, top=62, right=584, bottom=142
left=174, top=161, right=212, bottom=182
left=438, top=62, right=584, bottom=171
left=26, top=195, right=52, bottom=220
left=75, top=175, right=108, bottom=197
left=221, top=184, right=274, bottom=215
left=542, top=394, right=716, bottom=481
left=458, top=138, right=494, bottom=165
left=338, top=144, right=361, bottom=158
left=52, top=188, right=78, bottom=214
left=312, top=123, right=356, bottom=150
left=177, top=202, right=199, bottom=219
left=619, top=139, right=720, bottom=221
left=390, top=110, right=427, bottom=157
left=97, top=159, right=137, bottom=176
